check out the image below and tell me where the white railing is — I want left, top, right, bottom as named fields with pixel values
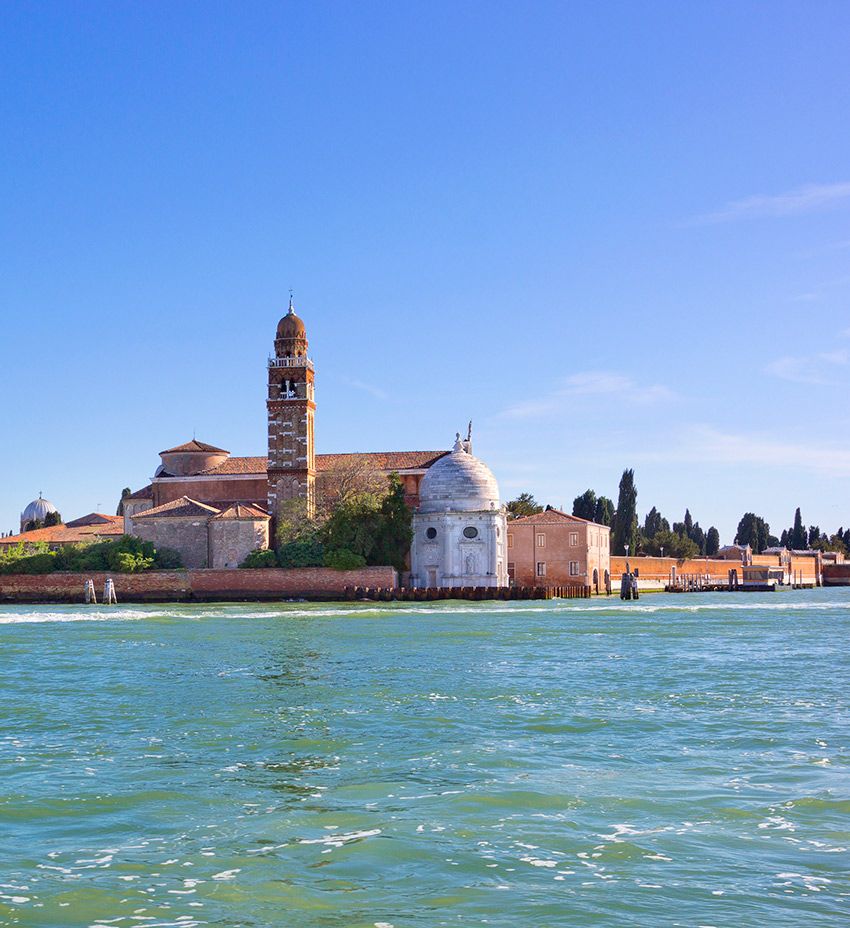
left=268, top=355, right=314, bottom=370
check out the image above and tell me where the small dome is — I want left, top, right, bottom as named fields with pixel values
left=418, top=437, right=501, bottom=513
left=276, top=306, right=306, bottom=342
left=21, top=495, right=58, bottom=525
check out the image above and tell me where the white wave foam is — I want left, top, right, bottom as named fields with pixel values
left=0, top=609, right=153, bottom=625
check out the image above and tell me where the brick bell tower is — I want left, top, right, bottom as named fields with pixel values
left=267, top=296, right=316, bottom=524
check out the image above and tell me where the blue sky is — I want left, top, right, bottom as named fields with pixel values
left=1, top=1, right=849, bottom=542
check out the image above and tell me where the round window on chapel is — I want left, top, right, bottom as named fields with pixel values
left=426, top=527, right=437, bottom=540
left=463, top=526, right=479, bottom=539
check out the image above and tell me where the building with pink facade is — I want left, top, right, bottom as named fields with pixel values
left=507, top=509, right=610, bottom=592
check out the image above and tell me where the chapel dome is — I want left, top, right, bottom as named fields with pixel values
left=21, top=495, right=58, bottom=525
left=418, top=436, right=501, bottom=514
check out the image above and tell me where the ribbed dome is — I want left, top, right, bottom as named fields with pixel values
left=418, top=439, right=500, bottom=513
left=276, top=309, right=306, bottom=341
left=21, top=495, right=58, bottom=525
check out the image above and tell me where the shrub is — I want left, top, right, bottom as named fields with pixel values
left=323, top=547, right=367, bottom=570
left=113, top=551, right=155, bottom=573
left=153, top=547, right=183, bottom=569
left=277, top=539, right=324, bottom=568
left=12, top=552, right=57, bottom=574
left=240, top=548, right=278, bottom=569
left=0, top=535, right=181, bottom=574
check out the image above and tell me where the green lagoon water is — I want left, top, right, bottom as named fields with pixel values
left=1, top=591, right=849, bottom=927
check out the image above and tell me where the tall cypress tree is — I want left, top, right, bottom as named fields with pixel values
left=612, top=469, right=638, bottom=556
left=594, top=496, right=614, bottom=526
left=790, top=507, right=807, bottom=550
left=572, top=489, right=597, bottom=521
left=706, top=526, right=720, bottom=556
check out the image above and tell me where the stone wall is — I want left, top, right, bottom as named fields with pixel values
left=132, top=516, right=211, bottom=568
left=0, top=566, right=398, bottom=603
left=209, top=519, right=268, bottom=569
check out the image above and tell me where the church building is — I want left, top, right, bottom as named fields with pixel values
left=123, top=300, right=461, bottom=571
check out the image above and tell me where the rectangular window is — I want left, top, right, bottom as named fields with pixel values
left=536, top=533, right=546, bottom=548
left=507, top=534, right=513, bottom=549
left=569, top=561, right=580, bottom=576
left=536, top=561, right=546, bottom=577
left=569, top=532, right=579, bottom=546
left=508, top=562, right=515, bottom=579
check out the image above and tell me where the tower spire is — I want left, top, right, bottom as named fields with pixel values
left=288, top=288, right=294, bottom=314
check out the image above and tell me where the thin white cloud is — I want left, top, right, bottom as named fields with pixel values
left=501, top=371, right=675, bottom=419
left=691, top=181, right=850, bottom=225
left=640, top=425, right=850, bottom=477
left=343, top=377, right=389, bottom=400
left=764, top=348, right=848, bottom=385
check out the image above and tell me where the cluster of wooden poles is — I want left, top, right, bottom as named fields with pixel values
left=343, top=584, right=592, bottom=601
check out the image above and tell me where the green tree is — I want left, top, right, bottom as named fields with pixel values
left=506, top=493, right=544, bottom=520
left=323, top=548, right=367, bottom=570
left=642, top=529, right=699, bottom=559
left=275, top=497, right=317, bottom=548
left=594, top=496, right=614, bottom=526
left=116, top=488, right=132, bottom=517
left=611, top=469, right=638, bottom=556
left=43, top=511, right=62, bottom=527
left=705, top=526, right=720, bottom=556
left=790, top=507, right=807, bottom=550
left=572, top=489, right=597, bottom=521
left=643, top=506, right=668, bottom=539
left=320, top=473, right=412, bottom=573
left=370, top=473, right=414, bottom=572
left=691, top=522, right=706, bottom=554
left=735, top=512, right=771, bottom=553
left=808, top=525, right=822, bottom=548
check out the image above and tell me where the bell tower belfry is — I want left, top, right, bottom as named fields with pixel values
left=267, top=296, right=316, bottom=523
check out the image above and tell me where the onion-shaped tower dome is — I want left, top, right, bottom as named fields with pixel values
left=274, top=295, right=308, bottom=357
left=418, top=435, right=501, bottom=514
left=20, top=494, right=58, bottom=531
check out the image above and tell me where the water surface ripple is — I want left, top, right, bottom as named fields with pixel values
left=1, top=590, right=848, bottom=926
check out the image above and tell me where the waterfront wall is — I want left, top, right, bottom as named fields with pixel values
left=0, top=567, right=398, bottom=604
left=823, top=564, right=850, bottom=586
left=610, top=556, right=740, bottom=582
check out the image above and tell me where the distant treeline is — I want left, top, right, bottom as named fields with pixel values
left=506, top=472, right=848, bottom=557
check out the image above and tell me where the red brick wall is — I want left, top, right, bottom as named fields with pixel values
left=0, top=567, right=397, bottom=603
left=823, top=564, right=850, bottom=586
left=153, top=476, right=267, bottom=507
left=611, top=555, right=742, bottom=581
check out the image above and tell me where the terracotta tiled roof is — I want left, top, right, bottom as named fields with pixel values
left=510, top=508, right=607, bottom=526
left=197, top=456, right=268, bottom=476
left=0, top=516, right=124, bottom=547
left=316, top=451, right=449, bottom=471
left=211, top=503, right=270, bottom=521
left=65, top=513, right=120, bottom=528
left=125, top=484, right=154, bottom=500
left=160, top=439, right=229, bottom=455
left=131, top=496, right=221, bottom=520
left=188, top=451, right=449, bottom=477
